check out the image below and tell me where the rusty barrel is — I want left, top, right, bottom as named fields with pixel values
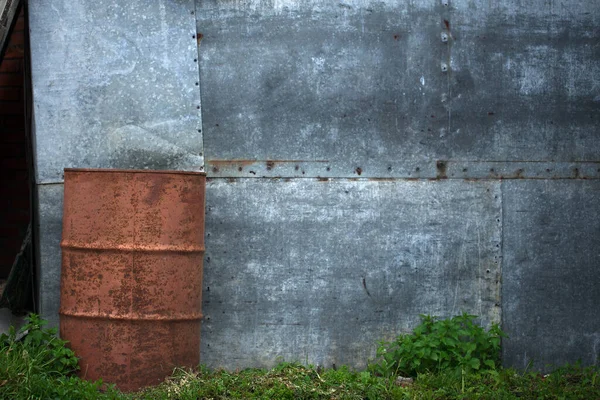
left=59, top=168, right=205, bottom=392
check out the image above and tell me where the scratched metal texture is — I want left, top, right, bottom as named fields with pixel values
left=28, top=0, right=203, bottom=184
left=29, top=0, right=600, bottom=373
left=201, top=179, right=501, bottom=369
left=197, top=0, right=599, bottom=179
left=34, top=184, right=63, bottom=328
left=502, top=180, right=600, bottom=371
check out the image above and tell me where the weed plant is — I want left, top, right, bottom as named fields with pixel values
left=0, top=313, right=121, bottom=399
left=0, top=314, right=598, bottom=399
left=369, top=313, right=505, bottom=380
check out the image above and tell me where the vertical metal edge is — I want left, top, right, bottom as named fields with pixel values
left=193, top=0, right=205, bottom=173
left=499, top=179, right=506, bottom=361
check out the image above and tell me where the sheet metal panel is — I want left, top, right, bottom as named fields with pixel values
left=197, top=0, right=599, bottom=179
left=29, top=0, right=203, bottom=184
left=197, top=0, right=447, bottom=177
left=34, top=183, right=63, bottom=328
left=201, top=178, right=501, bottom=369
left=449, top=1, right=599, bottom=162
left=502, top=180, right=600, bottom=371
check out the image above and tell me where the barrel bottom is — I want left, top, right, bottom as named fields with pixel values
left=60, top=315, right=200, bottom=392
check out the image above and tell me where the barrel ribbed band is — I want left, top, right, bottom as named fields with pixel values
left=59, top=310, right=204, bottom=321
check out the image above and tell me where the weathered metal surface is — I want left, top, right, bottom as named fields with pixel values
left=0, top=0, right=20, bottom=60
left=59, top=169, right=206, bottom=392
left=35, top=183, right=64, bottom=328
left=197, top=0, right=446, bottom=174
left=28, top=0, right=203, bottom=184
left=449, top=1, right=599, bottom=163
left=197, top=0, right=599, bottom=178
left=201, top=178, right=501, bottom=370
left=206, top=159, right=600, bottom=180
left=502, top=180, right=600, bottom=371
left=29, top=0, right=600, bottom=373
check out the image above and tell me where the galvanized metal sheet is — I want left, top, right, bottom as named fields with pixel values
left=29, top=0, right=203, bottom=184
left=449, top=1, right=600, bottom=163
left=201, top=178, right=501, bottom=369
left=502, top=180, right=600, bottom=371
left=34, top=183, right=64, bottom=328
left=197, top=0, right=447, bottom=177
left=197, top=0, right=600, bottom=179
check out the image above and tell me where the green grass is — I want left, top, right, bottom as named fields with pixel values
left=133, top=363, right=600, bottom=400
left=1, top=314, right=598, bottom=399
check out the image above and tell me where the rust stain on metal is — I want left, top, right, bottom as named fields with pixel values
left=436, top=160, right=447, bottom=179
left=207, top=159, right=329, bottom=166
left=59, top=168, right=206, bottom=392
left=207, top=159, right=257, bottom=168
left=515, top=168, right=524, bottom=179
left=367, top=178, right=397, bottom=181
left=196, top=32, right=203, bottom=44
left=355, top=167, right=363, bottom=176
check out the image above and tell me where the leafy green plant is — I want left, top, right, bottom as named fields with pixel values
left=369, top=313, right=506, bottom=379
left=1, top=313, right=597, bottom=399
left=0, top=313, right=121, bottom=399
left=0, top=313, right=79, bottom=377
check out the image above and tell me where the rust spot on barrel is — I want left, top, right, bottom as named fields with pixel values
left=59, top=169, right=206, bottom=392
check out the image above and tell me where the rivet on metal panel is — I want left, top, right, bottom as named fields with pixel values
left=441, top=0, right=449, bottom=6
left=441, top=62, right=449, bottom=72
left=441, top=32, right=449, bottom=43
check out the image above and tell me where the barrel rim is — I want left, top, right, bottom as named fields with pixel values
left=64, top=168, right=206, bottom=176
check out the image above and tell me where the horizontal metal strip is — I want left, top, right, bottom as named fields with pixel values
left=59, top=310, right=203, bottom=322
left=205, top=159, right=600, bottom=180
left=61, top=242, right=205, bottom=253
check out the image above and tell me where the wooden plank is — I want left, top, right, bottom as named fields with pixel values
left=0, top=0, right=22, bottom=62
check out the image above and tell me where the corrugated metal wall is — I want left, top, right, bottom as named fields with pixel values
left=29, top=0, right=599, bottom=372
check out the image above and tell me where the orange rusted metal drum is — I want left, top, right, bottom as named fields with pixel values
left=59, top=168, right=205, bottom=392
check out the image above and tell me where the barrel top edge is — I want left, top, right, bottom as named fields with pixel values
left=64, top=168, right=206, bottom=176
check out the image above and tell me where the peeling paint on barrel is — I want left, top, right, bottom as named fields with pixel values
left=59, top=168, right=206, bottom=392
